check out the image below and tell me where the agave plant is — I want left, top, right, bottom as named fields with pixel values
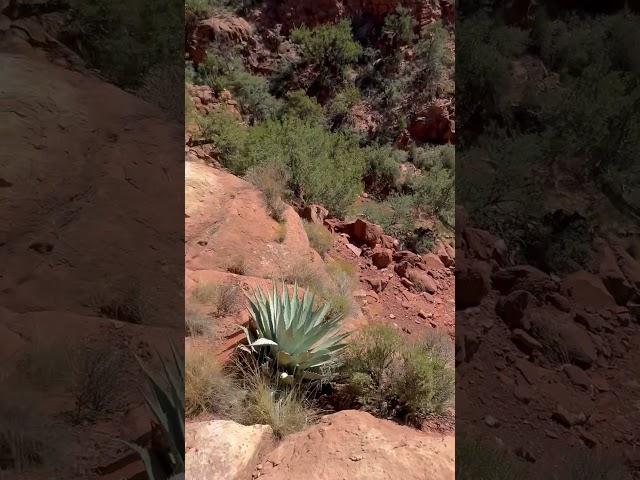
left=242, top=283, right=349, bottom=379
left=127, top=344, right=185, bottom=480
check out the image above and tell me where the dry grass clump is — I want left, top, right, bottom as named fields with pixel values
left=190, top=282, right=243, bottom=317
left=185, top=346, right=242, bottom=418
left=235, top=361, right=317, bottom=439
left=71, top=344, right=129, bottom=422
left=303, top=221, right=333, bottom=257
left=185, top=311, right=213, bottom=337
left=227, top=257, right=248, bottom=275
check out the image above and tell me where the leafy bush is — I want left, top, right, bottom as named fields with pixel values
left=195, top=46, right=282, bottom=121
left=411, top=144, right=455, bottom=171
left=243, top=283, right=348, bottom=380
left=196, top=109, right=248, bottom=171
left=362, top=146, right=404, bottom=198
left=291, top=19, right=362, bottom=88
left=185, top=346, right=242, bottom=417
left=66, top=0, right=181, bottom=88
left=342, top=325, right=454, bottom=424
left=383, top=6, right=416, bottom=47
left=410, top=164, right=454, bottom=226
left=325, top=86, right=362, bottom=125
left=392, top=343, right=454, bottom=422
left=281, top=89, right=325, bottom=124
left=304, top=221, right=333, bottom=256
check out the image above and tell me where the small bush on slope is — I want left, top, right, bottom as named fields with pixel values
left=291, top=19, right=362, bottom=89
left=190, top=282, right=243, bottom=316
left=342, top=325, right=454, bottom=425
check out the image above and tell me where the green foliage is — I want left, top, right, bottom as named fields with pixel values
left=342, top=325, right=454, bottom=424
left=411, top=164, right=454, bottom=226
left=281, top=89, right=324, bottom=124
left=129, top=345, right=185, bottom=479
left=413, top=21, right=451, bottom=98
left=203, top=115, right=365, bottom=215
left=66, top=0, right=181, bottom=88
left=245, top=162, right=290, bottom=222
left=243, top=283, right=349, bottom=380
left=411, top=144, right=455, bottom=171
left=362, top=146, right=404, bottom=199
left=291, top=19, right=362, bottom=88
left=195, top=46, right=282, bottom=121
left=326, top=86, right=362, bottom=118
left=304, top=221, right=333, bottom=257
left=393, top=343, right=454, bottom=421
left=383, top=6, right=416, bottom=47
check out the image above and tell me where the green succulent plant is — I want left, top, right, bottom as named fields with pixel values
left=242, top=283, right=349, bottom=379
left=127, top=344, right=185, bottom=480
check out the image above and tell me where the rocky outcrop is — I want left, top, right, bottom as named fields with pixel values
left=408, top=100, right=454, bottom=145
left=187, top=14, right=254, bottom=65
left=253, top=410, right=454, bottom=480
left=186, top=420, right=274, bottom=480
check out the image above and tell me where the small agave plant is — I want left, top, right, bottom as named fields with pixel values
left=241, top=282, right=349, bottom=380
left=127, top=344, right=185, bottom=480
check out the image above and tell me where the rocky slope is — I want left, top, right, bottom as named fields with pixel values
left=456, top=211, right=640, bottom=476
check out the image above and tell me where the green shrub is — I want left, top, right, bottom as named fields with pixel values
left=244, top=118, right=366, bottom=215
left=410, top=164, right=454, bottom=226
left=392, top=343, right=454, bottom=422
left=362, top=146, right=404, bottom=199
left=243, top=283, right=349, bottom=380
left=304, top=221, right=333, bottom=256
left=342, top=326, right=454, bottom=424
left=291, top=19, right=362, bottom=87
left=383, top=6, right=416, bottom=47
left=413, top=21, right=450, bottom=99
left=325, top=86, right=362, bottom=124
left=196, top=109, right=248, bottom=172
left=66, top=0, right=181, bottom=88
left=411, top=145, right=455, bottom=171
left=195, top=46, right=282, bottom=121
left=281, top=89, right=324, bottom=124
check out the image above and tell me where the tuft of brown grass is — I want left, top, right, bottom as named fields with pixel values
left=303, top=221, right=333, bottom=257
left=190, top=283, right=243, bottom=317
left=185, top=346, right=242, bottom=418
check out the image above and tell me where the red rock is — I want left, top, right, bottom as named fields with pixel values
left=406, top=268, right=438, bottom=294
left=422, top=252, right=445, bottom=270
left=408, top=100, right=454, bottom=144
left=371, top=247, right=393, bottom=269
left=464, top=227, right=504, bottom=263
left=562, top=270, right=617, bottom=309
left=433, top=241, right=454, bottom=267
left=596, top=240, right=632, bottom=305
left=352, top=218, right=384, bottom=248
left=300, top=204, right=328, bottom=225
left=456, top=261, right=491, bottom=309
left=493, top=265, right=556, bottom=295
left=511, top=329, right=542, bottom=354
left=496, top=290, right=537, bottom=330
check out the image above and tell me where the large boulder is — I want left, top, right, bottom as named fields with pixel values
left=596, top=240, right=633, bottom=305
left=406, top=268, right=438, bottom=294
left=456, top=261, right=491, bottom=309
left=562, top=270, right=617, bottom=309
left=352, top=218, right=385, bottom=248
left=492, top=265, right=556, bottom=296
left=186, top=420, right=273, bottom=480
left=253, top=410, right=454, bottom=480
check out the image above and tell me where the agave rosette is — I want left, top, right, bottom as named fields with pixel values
left=243, top=282, right=348, bottom=378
